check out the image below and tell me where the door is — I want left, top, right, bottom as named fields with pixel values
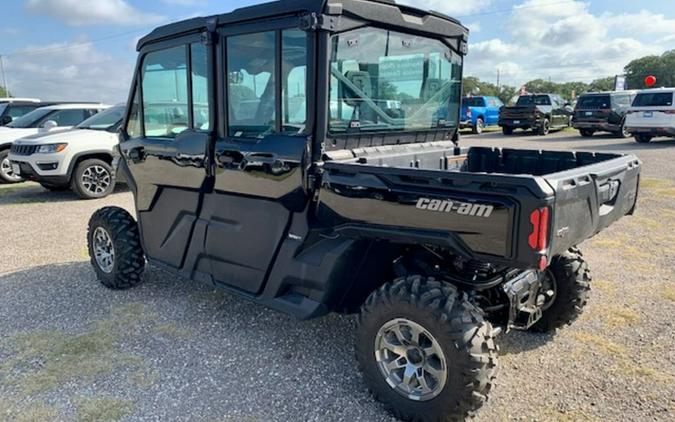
left=200, top=27, right=311, bottom=295
left=487, top=97, right=501, bottom=125
left=551, top=95, right=565, bottom=127
left=119, top=39, right=212, bottom=269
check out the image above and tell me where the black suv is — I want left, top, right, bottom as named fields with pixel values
left=0, top=99, right=47, bottom=126
left=85, top=1, right=640, bottom=420
left=499, top=93, right=572, bottom=135
left=572, top=91, right=636, bottom=138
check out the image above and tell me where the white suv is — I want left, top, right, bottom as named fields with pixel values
left=0, top=103, right=109, bottom=183
left=9, top=105, right=124, bottom=199
left=625, top=88, right=675, bottom=143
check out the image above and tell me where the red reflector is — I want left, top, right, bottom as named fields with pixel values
left=538, top=256, right=548, bottom=270
left=528, top=209, right=541, bottom=249
left=528, top=207, right=550, bottom=251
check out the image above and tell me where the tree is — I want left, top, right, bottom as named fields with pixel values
left=624, top=50, right=675, bottom=89
left=0, top=85, right=9, bottom=97
left=588, top=76, right=615, bottom=92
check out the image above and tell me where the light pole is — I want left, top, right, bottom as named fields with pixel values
left=0, top=55, right=8, bottom=97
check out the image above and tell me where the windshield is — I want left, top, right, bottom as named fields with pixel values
left=0, top=104, right=7, bottom=116
left=516, top=95, right=551, bottom=106
left=78, top=105, right=124, bottom=130
left=6, top=108, right=52, bottom=128
left=632, top=92, right=674, bottom=107
left=329, top=27, right=462, bottom=134
left=577, top=95, right=611, bottom=109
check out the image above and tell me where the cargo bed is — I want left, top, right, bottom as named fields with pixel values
left=317, top=141, right=641, bottom=269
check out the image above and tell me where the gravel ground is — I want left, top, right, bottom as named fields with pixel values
left=0, top=130, right=673, bottom=422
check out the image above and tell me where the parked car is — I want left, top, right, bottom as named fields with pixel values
left=0, top=98, right=47, bottom=126
left=0, top=103, right=109, bottom=183
left=84, top=1, right=640, bottom=421
left=625, top=88, right=675, bottom=143
left=499, top=93, right=572, bottom=135
left=572, top=91, right=636, bottom=138
left=9, top=104, right=124, bottom=198
left=460, top=96, right=503, bottom=134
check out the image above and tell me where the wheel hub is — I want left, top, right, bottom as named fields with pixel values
left=82, top=165, right=111, bottom=195
left=374, top=318, right=447, bottom=401
left=1, top=156, right=22, bottom=182
left=93, top=227, right=115, bottom=273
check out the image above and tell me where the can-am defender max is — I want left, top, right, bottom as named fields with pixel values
left=87, top=1, right=641, bottom=420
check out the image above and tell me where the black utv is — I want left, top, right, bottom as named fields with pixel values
left=87, top=1, right=641, bottom=420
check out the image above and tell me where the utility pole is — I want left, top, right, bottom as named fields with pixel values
left=0, top=55, right=8, bottom=97
left=496, top=68, right=501, bottom=90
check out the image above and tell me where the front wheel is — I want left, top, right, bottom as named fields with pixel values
left=537, top=118, right=551, bottom=136
left=615, top=122, right=631, bottom=138
left=579, top=129, right=594, bottom=137
left=531, top=248, right=591, bottom=333
left=0, top=150, right=25, bottom=184
left=72, top=159, right=115, bottom=199
left=357, top=276, right=498, bottom=421
left=502, top=126, right=513, bottom=135
left=88, top=207, right=146, bottom=290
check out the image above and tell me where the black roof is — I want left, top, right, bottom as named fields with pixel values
left=138, top=0, right=465, bottom=50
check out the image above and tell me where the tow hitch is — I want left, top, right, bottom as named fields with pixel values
left=503, top=270, right=547, bottom=330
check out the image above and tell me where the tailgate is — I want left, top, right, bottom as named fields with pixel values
left=544, top=152, right=641, bottom=257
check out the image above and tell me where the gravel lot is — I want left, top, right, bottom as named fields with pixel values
left=1, top=130, right=673, bottom=422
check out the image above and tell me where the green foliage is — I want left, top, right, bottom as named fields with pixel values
left=0, top=85, right=10, bottom=97
left=625, top=50, right=675, bottom=89
left=589, top=76, right=616, bottom=92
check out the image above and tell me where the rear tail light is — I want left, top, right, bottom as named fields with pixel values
left=664, top=110, right=675, bottom=114
left=528, top=206, right=550, bottom=257
left=466, top=108, right=472, bottom=118
left=600, top=109, right=611, bottom=115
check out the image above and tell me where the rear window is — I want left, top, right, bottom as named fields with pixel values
left=462, top=97, right=484, bottom=107
left=632, top=92, right=674, bottom=107
left=577, top=95, right=610, bottom=109
left=516, top=95, right=551, bottom=106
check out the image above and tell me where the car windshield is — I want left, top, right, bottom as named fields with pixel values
left=6, top=108, right=52, bottom=128
left=462, top=97, right=484, bottom=107
left=0, top=104, right=7, bottom=116
left=78, top=105, right=124, bottom=130
left=516, top=95, right=551, bottom=106
left=632, top=92, right=674, bottom=107
left=577, top=95, right=611, bottom=109
left=329, top=27, right=462, bottom=133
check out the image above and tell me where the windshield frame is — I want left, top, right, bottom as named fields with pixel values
left=327, top=26, right=463, bottom=137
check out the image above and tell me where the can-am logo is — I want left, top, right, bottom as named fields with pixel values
left=416, top=198, right=494, bottom=218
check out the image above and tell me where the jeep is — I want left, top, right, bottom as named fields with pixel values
left=572, top=91, right=637, bottom=138
left=86, top=1, right=641, bottom=420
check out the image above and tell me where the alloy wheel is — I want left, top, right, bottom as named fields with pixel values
left=1, top=156, right=23, bottom=182
left=81, top=165, right=111, bottom=195
left=374, top=318, right=448, bottom=401
left=93, top=227, right=115, bottom=273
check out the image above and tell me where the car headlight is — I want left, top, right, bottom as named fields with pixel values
left=37, top=143, right=68, bottom=154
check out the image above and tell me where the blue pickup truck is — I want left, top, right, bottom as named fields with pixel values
left=460, top=96, right=504, bottom=134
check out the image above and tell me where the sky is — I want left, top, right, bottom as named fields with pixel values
left=1, top=0, right=674, bottom=103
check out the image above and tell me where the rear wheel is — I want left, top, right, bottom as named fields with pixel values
left=72, top=159, right=115, bottom=199
left=87, top=207, right=145, bottom=290
left=473, top=118, right=485, bottom=135
left=537, top=118, right=551, bottom=136
left=502, top=126, right=513, bottom=135
left=0, top=150, right=24, bottom=184
left=635, top=134, right=653, bottom=143
left=357, top=275, right=498, bottom=421
left=579, top=129, right=595, bottom=137
left=531, top=248, right=591, bottom=333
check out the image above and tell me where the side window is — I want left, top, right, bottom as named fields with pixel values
left=142, top=45, right=189, bottom=138
left=49, top=109, right=86, bottom=126
left=9, top=105, right=38, bottom=119
left=126, top=84, right=141, bottom=138
left=282, top=29, right=308, bottom=134
left=191, top=43, right=210, bottom=131
left=227, top=31, right=276, bottom=138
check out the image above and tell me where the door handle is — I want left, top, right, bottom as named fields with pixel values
left=127, top=147, right=145, bottom=163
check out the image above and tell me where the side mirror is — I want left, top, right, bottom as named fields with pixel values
left=40, top=120, right=58, bottom=132
left=0, top=115, right=12, bottom=125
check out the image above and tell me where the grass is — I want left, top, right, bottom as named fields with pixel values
left=75, top=397, right=134, bottom=422
left=572, top=332, right=627, bottom=355
left=663, top=285, right=675, bottom=302
left=641, top=178, right=675, bottom=198
left=0, top=181, right=38, bottom=196
left=0, top=303, right=154, bottom=395
left=593, top=304, right=640, bottom=328
left=0, top=399, right=59, bottom=422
